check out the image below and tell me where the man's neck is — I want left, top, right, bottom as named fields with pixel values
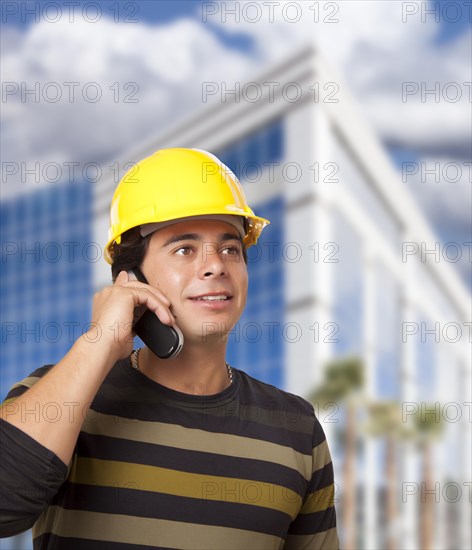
left=137, top=345, right=232, bottom=396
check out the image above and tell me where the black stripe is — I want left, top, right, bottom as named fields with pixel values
left=25, top=364, right=55, bottom=379
left=306, top=462, right=335, bottom=494
left=311, top=417, right=328, bottom=448
left=108, top=361, right=314, bottom=434
left=77, top=432, right=308, bottom=495
left=92, top=396, right=313, bottom=455
left=108, top=360, right=238, bottom=409
left=91, top=386, right=315, bottom=456
left=287, top=506, right=337, bottom=535
left=4, top=386, right=29, bottom=400
left=53, top=483, right=292, bottom=537
left=236, top=371, right=314, bottom=433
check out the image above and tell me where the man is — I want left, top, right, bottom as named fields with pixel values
left=1, top=148, right=339, bottom=549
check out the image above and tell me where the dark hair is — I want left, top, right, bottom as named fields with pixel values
left=110, top=225, right=248, bottom=281
left=110, top=227, right=151, bottom=282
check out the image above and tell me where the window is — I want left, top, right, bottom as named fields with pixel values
left=0, top=181, right=93, bottom=399
left=331, top=209, right=364, bottom=357
left=226, top=196, right=285, bottom=387
left=374, top=261, right=401, bottom=399
left=218, top=118, right=284, bottom=182
left=217, top=118, right=285, bottom=386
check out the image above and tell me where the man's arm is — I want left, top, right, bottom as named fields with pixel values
left=0, top=419, right=68, bottom=537
left=284, top=417, right=339, bottom=550
left=0, top=270, right=174, bottom=466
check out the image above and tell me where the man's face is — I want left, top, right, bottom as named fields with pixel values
left=140, top=219, right=248, bottom=345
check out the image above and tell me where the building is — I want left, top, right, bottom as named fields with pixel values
left=2, top=44, right=470, bottom=550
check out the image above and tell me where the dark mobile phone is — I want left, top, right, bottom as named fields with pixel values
left=128, top=269, right=184, bottom=359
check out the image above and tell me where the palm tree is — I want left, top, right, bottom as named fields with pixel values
left=363, top=400, right=404, bottom=550
left=308, top=356, right=364, bottom=550
left=409, top=404, right=444, bottom=550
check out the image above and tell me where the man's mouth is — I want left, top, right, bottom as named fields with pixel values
left=190, top=292, right=232, bottom=301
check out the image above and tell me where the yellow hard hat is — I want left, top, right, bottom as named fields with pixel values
left=104, top=148, right=270, bottom=264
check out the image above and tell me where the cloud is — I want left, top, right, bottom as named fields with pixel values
left=0, top=16, right=260, bottom=196
left=208, top=1, right=471, bottom=155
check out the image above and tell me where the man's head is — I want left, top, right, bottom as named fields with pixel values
left=105, top=148, right=269, bottom=341
left=105, top=148, right=269, bottom=269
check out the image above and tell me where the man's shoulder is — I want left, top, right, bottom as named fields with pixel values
left=236, top=369, right=315, bottom=417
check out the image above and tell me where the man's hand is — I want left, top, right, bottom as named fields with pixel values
left=86, top=270, right=176, bottom=364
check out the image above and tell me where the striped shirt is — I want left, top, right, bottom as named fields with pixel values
left=2, top=359, right=338, bottom=549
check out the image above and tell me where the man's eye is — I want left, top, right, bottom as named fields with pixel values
left=175, top=246, right=193, bottom=256
left=222, top=245, right=241, bottom=256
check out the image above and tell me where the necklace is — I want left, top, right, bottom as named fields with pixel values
left=130, top=348, right=233, bottom=384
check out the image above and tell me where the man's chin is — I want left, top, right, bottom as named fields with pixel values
left=181, top=322, right=235, bottom=346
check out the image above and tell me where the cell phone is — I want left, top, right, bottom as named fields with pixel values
left=128, top=268, right=184, bottom=359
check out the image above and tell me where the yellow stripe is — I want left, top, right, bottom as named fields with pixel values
left=34, top=506, right=285, bottom=549
left=8, top=376, right=41, bottom=391
left=299, top=485, right=335, bottom=514
left=1, top=377, right=42, bottom=408
left=0, top=398, right=17, bottom=407
left=81, top=411, right=312, bottom=479
left=69, top=457, right=301, bottom=518
left=312, top=439, right=332, bottom=474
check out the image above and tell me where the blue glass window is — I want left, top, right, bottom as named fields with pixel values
left=216, top=119, right=285, bottom=387
left=332, top=210, right=363, bottom=356
left=0, top=181, right=93, bottom=399
left=374, top=262, right=401, bottom=399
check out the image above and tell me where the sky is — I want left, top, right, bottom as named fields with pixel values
left=1, top=0, right=471, bottom=289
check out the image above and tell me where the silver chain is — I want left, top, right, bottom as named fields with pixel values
left=130, top=348, right=233, bottom=384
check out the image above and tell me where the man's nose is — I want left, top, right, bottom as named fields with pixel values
left=200, top=243, right=226, bottom=277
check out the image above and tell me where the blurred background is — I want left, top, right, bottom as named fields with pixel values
left=1, top=1, right=471, bottom=549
